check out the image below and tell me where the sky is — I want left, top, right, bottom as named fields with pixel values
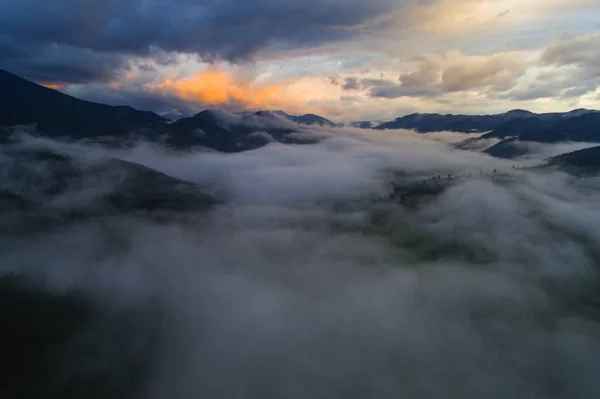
left=1, top=0, right=599, bottom=121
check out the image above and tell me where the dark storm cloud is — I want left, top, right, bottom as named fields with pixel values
left=0, top=0, right=418, bottom=83
left=0, top=43, right=130, bottom=84
left=342, top=77, right=362, bottom=90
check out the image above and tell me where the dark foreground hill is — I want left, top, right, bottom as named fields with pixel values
left=545, top=145, right=600, bottom=174
left=0, top=144, right=216, bottom=225
left=0, top=138, right=218, bottom=398
left=0, top=274, right=161, bottom=399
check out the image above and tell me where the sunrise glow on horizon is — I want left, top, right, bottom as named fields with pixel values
left=2, top=0, right=598, bottom=121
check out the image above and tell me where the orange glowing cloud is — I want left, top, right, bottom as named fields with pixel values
left=149, top=70, right=313, bottom=112
left=40, top=83, right=65, bottom=90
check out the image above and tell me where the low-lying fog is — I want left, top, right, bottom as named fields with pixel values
left=1, top=120, right=599, bottom=399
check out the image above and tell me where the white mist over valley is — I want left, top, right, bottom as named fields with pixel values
left=2, top=111, right=600, bottom=398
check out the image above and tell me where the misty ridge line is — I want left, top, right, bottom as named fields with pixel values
left=3, top=68, right=600, bottom=165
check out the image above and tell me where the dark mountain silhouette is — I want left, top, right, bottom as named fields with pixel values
left=271, top=110, right=338, bottom=127
left=482, top=138, right=529, bottom=159
left=0, top=69, right=168, bottom=138
left=168, top=109, right=321, bottom=152
left=3, top=68, right=599, bottom=161
left=500, top=109, right=536, bottom=118
left=375, top=109, right=598, bottom=133
left=0, top=69, right=334, bottom=153
left=0, top=145, right=216, bottom=220
left=535, top=108, right=596, bottom=120
left=167, top=109, right=262, bottom=152
left=471, top=118, right=559, bottom=159
left=375, top=112, right=518, bottom=133
left=445, top=109, right=600, bottom=159
left=545, top=145, right=600, bottom=174
left=518, top=112, right=600, bottom=143
left=472, top=113, right=600, bottom=158
left=479, top=117, right=556, bottom=139
left=235, top=110, right=337, bottom=127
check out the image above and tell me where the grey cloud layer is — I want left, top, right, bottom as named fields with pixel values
left=1, top=44, right=131, bottom=84
left=333, top=51, right=527, bottom=99
left=541, top=33, right=600, bottom=76
left=0, top=0, right=413, bottom=83
left=2, top=124, right=600, bottom=398
left=332, top=32, right=600, bottom=103
left=499, top=33, right=600, bottom=101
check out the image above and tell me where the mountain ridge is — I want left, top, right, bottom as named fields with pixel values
left=545, top=145, right=600, bottom=174
left=374, top=109, right=599, bottom=133
left=0, top=68, right=168, bottom=137
left=0, top=69, right=334, bottom=152
left=2, top=68, right=599, bottom=159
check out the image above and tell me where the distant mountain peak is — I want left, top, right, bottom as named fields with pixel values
left=501, top=109, right=535, bottom=117
left=564, top=108, right=597, bottom=117
left=253, top=110, right=283, bottom=118
left=272, top=110, right=291, bottom=117
left=245, top=110, right=337, bottom=127
left=194, top=109, right=219, bottom=117
left=193, top=109, right=238, bottom=121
